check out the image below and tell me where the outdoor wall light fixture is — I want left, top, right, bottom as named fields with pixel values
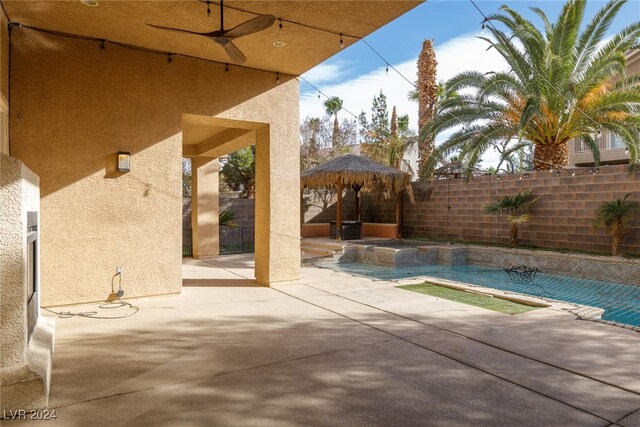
left=81, top=0, right=99, bottom=6
left=117, top=152, right=131, bottom=172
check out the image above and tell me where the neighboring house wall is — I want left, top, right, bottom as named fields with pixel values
left=403, top=165, right=640, bottom=254
left=568, top=50, right=640, bottom=167
left=10, top=28, right=299, bottom=306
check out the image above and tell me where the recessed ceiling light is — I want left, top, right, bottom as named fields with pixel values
left=273, top=41, right=286, bottom=48
left=81, top=0, right=99, bottom=7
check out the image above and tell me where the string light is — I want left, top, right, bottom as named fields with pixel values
left=298, top=76, right=359, bottom=120
left=278, top=19, right=283, bottom=29
left=206, top=0, right=211, bottom=16
left=571, top=170, right=576, bottom=176
left=167, top=53, right=173, bottom=63
left=276, top=72, right=280, bottom=84
left=385, top=63, right=389, bottom=75
left=481, top=22, right=486, bottom=33
left=339, top=33, right=344, bottom=49
left=225, top=63, right=229, bottom=75
left=100, top=39, right=105, bottom=50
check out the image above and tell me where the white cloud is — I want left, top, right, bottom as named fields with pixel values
left=301, top=60, right=352, bottom=85
left=300, top=31, right=509, bottom=166
left=300, top=32, right=508, bottom=130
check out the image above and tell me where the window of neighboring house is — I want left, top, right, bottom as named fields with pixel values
left=610, top=132, right=626, bottom=149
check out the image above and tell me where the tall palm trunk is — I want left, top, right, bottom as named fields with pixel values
left=533, top=142, right=569, bottom=170
left=332, top=115, right=340, bottom=147
left=509, top=223, right=519, bottom=246
left=417, top=39, right=438, bottom=176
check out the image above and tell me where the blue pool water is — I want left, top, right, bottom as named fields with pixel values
left=315, top=260, right=640, bottom=328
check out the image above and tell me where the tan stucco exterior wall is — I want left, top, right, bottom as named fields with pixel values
left=0, top=13, right=9, bottom=156
left=10, top=27, right=300, bottom=306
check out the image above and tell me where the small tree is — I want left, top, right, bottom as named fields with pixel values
left=221, top=146, right=255, bottom=198
left=594, top=193, right=638, bottom=256
left=484, top=189, right=538, bottom=246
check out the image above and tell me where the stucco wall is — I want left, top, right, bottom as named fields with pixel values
left=0, top=155, right=39, bottom=372
left=10, top=27, right=299, bottom=305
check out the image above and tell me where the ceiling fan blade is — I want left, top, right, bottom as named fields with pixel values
left=222, top=41, right=247, bottom=64
left=147, top=23, right=218, bottom=37
left=224, top=14, right=275, bottom=39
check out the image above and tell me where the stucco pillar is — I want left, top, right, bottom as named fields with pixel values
left=191, top=157, right=220, bottom=259
left=254, top=126, right=301, bottom=285
left=0, top=154, right=54, bottom=411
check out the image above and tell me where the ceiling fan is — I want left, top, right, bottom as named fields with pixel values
left=147, top=0, right=275, bottom=64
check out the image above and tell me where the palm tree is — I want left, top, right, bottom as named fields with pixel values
left=484, top=189, right=538, bottom=246
left=594, top=193, right=638, bottom=256
left=422, top=0, right=640, bottom=179
left=324, top=96, right=343, bottom=147
left=417, top=39, right=438, bottom=168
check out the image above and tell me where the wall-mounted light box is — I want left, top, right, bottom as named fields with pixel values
left=117, top=151, right=131, bottom=172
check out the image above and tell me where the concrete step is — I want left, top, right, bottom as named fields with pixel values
left=301, top=246, right=335, bottom=257
left=301, top=241, right=344, bottom=251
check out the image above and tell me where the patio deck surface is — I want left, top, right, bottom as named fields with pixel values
left=10, top=255, right=640, bottom=426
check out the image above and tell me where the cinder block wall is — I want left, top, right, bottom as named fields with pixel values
left=183, top=197, right=255, bottom=246
left=404, top=165, right=640, bottom=255
left=220, top=197, right=255, bottom=228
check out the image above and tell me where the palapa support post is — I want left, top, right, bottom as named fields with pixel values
left=336, top=179, right=343, bottom=242
left=352, top=183, right=362, bottom=221
left=395, top=189, right=404, bottom=239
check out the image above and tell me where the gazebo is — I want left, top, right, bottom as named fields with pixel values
left=301, top=154, right=412, bottom=241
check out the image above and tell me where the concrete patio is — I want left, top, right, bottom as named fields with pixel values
left=9, top=254, right=640, bottom=426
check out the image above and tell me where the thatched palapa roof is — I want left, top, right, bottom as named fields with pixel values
left=301, top=155, right=411, bottom=194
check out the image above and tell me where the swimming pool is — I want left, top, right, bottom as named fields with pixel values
left=314, top=260, right=640, bottom=328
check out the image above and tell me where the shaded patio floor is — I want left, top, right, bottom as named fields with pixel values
left=12, top=255, right=640, bottom=426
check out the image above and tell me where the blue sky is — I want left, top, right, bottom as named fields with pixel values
left=300, top=0, right=640, bottom=139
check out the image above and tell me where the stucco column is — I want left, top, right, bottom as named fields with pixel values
left=191, top=157, right=220, bottom=259
left=254, top=125, right=301, bottom=285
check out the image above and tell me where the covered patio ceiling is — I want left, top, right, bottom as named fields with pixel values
left=2, top=0, right=422, bottom=75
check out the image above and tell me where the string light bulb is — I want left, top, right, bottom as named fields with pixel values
left=481, top=22, right=486, bottom=33
left=225, top=63, right=229, bottom=75
left=100, top=40, right=105, bottom=50
left=167, top=54, right=173, bottom=63
left=385, top=63, right=389, bottom=75
left=571, top=170, right=576, bottom=177
left=317, top=92, right=321, bottom=99
left=276, top=72, right=280, bottom=84
left=339, top=34, right=344, bottom=49
left=278, top=19, right=283, bottom=29
left=206, top=0, right=211, bottom=16
left=528, top=71, right=533, bottom=80
left=597, top=128, right=602, bottom=138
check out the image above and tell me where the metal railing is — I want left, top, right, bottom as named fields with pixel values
left=575, top=132, right=627, bottom=152
left=220, top=226, right=255, bottom=255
